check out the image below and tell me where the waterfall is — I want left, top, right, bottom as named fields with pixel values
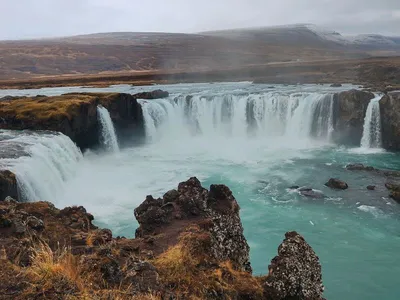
left=139, top=92, right=335, bottom=143
left=0, top=130, right=83, bottom=201
left=97, top=105, right=119, bottom=152
left=361, top=95, right=382, bottom=149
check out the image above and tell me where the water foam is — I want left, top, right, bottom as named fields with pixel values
left=0, top=130, right=82, bottom=201
left=97, top=105, right=119, bottom=152
left=361, top=95, right=382, bottom=149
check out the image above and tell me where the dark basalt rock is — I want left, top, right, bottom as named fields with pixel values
left=367, top=185, right=376, bottom=191
left=389, top=191, right=400, bottom=203
left=346, top=163, right=375, bottom=171
left=135, top=177, right=251, bottom=272
left=300, top=190, right=325, bottom=199
left=133, top=89, right=169, bottom=99
left=264, top=231, right=324, bottom=300
left=0, top=170, right=18, bottom=201
left=325, top=178, right=349, bottom=190
left=289, top=185, right=300, bottom=190
left=332, top=90, right=375, bottom=146
left=330, top=83, right=342, bottom=87
left=380, top=92, right=400, bottom=151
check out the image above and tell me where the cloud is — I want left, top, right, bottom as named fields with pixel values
left=0, top=0, right=399, bottom=39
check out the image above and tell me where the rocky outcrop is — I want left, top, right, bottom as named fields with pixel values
left=0, top=170, right=18, bottom=201
left=332, top=90, right=374, bottom=145
left=135, top=177, right=251, bottom=272
left=264, top=231, right=324, bottom=300
left=0, top=90, right=167, bottom=150
left=380, top=92, right=400, bottom=151
left=0, top=178, right=324, bottom=299
left=134, top=89, right=169, bottom=99
left=325, top=178, right=348, bottom=190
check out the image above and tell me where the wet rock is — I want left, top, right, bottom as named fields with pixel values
left=346, top=163, right=375, bottom=171
left=332, top=90, right=374, bottom=146
left=264, top=231, right=324, bottom=300
left=330, top=83, right=342, bottom=87
left=389, top=191, right=400, bottom=203
left=385, top=182, right=400, bottom=191
left=0, top=170, right=18, bottom=201
left=289, top=185, right=300, bottom=189
left=300, top=190, right=325, bottom=199
left=299, top=187, right=313, bottom=192
left=133, top=90, right=169, bottom=100
left=325, top=178, right=348, bottom=190
left=380, top=92, right=400, bottom=150
left=367, top=185, right=376, bottom=191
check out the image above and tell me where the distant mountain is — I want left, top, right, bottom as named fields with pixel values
left=0, top=24, right=398, bottom=80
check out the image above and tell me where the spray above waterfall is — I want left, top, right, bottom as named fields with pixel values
left=97, top=105, right=120, bottom=152
left=361, top=95, right=382, bottom=149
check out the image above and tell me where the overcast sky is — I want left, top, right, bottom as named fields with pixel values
left=1, top=0, right=399, bottom=40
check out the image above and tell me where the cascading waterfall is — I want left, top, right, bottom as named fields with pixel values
left=139, top=92, right=335, bottom=142
left=0, top=130, right=83, bottom=201
left=97, top=105, right=120, bottom=152
left=361, top=95, right=382, bottom=149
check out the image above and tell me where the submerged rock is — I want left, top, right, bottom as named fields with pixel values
left=330, top=83, right=342, bottom=87
left=346, top=163, right=375, bottom=171
left=300, top=190, right=325, bottom=199
left=264, top=231, right=324, bottom=300
left=367, top=185, right=376, bottom=191
left=325, top=178, right=349, bottom=190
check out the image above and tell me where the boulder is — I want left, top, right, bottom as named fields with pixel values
left=263, top=231, right=324, bottom=300
left=389, top=191, right=400, bottom=203
left=330, top=83, right=342, bottom=87
left=0, top=170, right=18, bottom=201
left=332, top=90, right=375, bottom=145
left=367, top=185, right=376, bottom=191
left=300, top=190, right=325, bottom=199
left=380, top=92, right=400, bottom=150
left=325, top=178, right=349, bottom=190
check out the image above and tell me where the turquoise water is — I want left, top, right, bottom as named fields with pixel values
left=3, top=82, right=400, bottom=299
left=53, top=142, right=400, bottom=300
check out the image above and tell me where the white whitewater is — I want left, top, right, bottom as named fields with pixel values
left=97, top=105, right=120, bottom=152
left=0, top=131, right=83, bottom=201
left=361, top=95, right=382, bottom=149
left=139, top=92, right=335, bottom=143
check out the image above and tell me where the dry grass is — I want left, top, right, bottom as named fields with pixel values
left=27, top=241, right=83, bottom=293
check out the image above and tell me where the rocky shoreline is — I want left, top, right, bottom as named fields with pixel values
left=0, top=178, right=324, bottom=299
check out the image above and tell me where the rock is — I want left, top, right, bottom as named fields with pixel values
left=346, top=163, right=375, bottom=171
left=133, top=90, right=169, bottom=100
left=289, top=185, right=300, bottom=189
left=385, top=182, right=400, bottom=191
left=26, top=216, right=45, bottom=231
left=325, top=178, right=349, bottom=190
left=380, top=92, right=400, bottom=150
left=0, top=93, right=144, bottom=151
left=299, top=187, right=313, bottom=192
left=332, top=90, right=375, bottom=146
left=4, top=196, right=17, bottom=203
left=0, top=170, right=18, bottom=201
left=264, top=231, right=324, bottom=300
left=330, top=83, right=342, bottom=87
left=135, top=177, right=251, bottom=272
left=300, top=190, right=325, bottom=199
left=390, top=191, right=400, bottom=203
left=367, top=185, right=376, bottom=191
